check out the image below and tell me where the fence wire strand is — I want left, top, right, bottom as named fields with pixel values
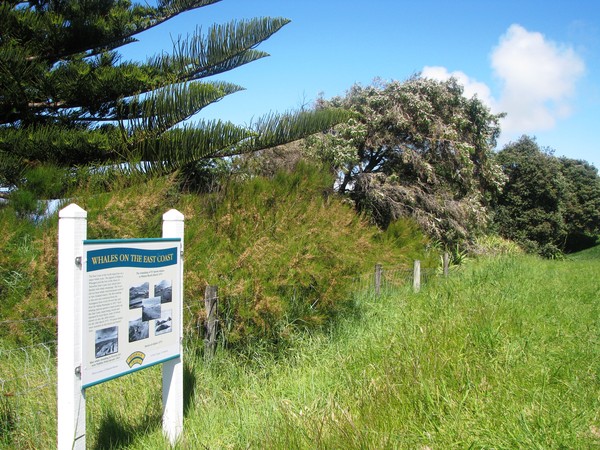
left=1, top=341, right=57, bottom=394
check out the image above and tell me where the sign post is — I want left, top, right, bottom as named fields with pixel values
left=161, top=209, right=185, bottom=444
left=57, top=205, right=185, bottom=448
left=57, top=204, right=87, bottom=450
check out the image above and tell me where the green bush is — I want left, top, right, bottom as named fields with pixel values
left=9, top=189, right=40, bottom=217
left=23, top=165, right=70, bottom=199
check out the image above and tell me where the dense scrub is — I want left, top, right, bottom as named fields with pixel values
left=0, top=164, right=434, bottom=348
left=493, top=136, right=600, bottom=257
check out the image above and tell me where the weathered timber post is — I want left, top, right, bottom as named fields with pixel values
left=374, top=263, right=383, bottom=295
left=204, top=285, right=218, bottom=360
left=443, top=252, right=450, bottom=277
left=413, top=260, right=421, bottom=293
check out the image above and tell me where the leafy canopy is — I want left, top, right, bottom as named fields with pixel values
left=559, top=156, right=600, bottom=249
left=0, top=0, right=347, bottom=197
left=306, top=76, right=506, bottom=244
left=493, top=135, right=600, bottom=256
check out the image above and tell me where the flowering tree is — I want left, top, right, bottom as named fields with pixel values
left=307, top=76, right=506, bottom=243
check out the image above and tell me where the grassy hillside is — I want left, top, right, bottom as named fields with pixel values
left=2, top=167, right=598, bottom=448
left=0, top=164, right=434, bottom=347
left=568, top=242, right=600, bottom=260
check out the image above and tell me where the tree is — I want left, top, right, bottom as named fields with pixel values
left=559, top=157, right=600, bottom=251
left=0, top=0, right=347, bottom=201
left=306, top=76, right=505, bottom=244
left=494, top=136, right=600, bottom=255
left=493, top=136, right=569, bottom=257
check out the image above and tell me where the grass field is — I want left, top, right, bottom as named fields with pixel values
left=175, top=254, right=599, bottom=449
left=1, top=253, right=599, bottom=449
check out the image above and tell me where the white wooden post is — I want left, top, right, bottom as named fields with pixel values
left=162, top=209, right=185, bottom=445
left=413, top=260, right=421, bottom=293
left=57, top=204, right=87, bottom=449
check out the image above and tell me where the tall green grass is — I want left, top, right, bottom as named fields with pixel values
left=1, top=254, right=598, bottom=448
left=175, top=254, right=599, bottom=449
left=0, top=342, right=57, bottom=449
left=28, top=253, right=589, bottom=449
left=178, top=162, right=435, bottom=349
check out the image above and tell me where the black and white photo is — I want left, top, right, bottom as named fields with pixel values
left=142, top=296, right=161, bottom=321
left=154, top=279, right=172, bottom=303
left=95, top=326, right=118, bottom=358
left=129, top=281, right=149, bottom=309
left=155, top=309, right=173, bottom=336
left=128, top=318, right=149, bottom=342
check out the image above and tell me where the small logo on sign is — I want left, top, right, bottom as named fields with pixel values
left=126, top=351, right=146, bottom=368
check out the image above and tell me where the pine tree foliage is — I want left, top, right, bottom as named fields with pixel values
left=0, top=1, right=348, bottom=193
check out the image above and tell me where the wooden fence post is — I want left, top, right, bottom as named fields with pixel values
left=413, top=260, right=421, bottom=293
left=204, top=285, right=218, bottom=360
left=443, top=252, right=450, bottom=277
left=374, top=263, right=383, bottom=295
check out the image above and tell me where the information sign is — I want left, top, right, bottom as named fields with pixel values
left=81, top=238, right=182, bottom=388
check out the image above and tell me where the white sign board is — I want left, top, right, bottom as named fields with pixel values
left=81, top=238, right=182, bottom=388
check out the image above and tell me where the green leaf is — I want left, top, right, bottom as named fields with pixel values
left=120, top=81, right=244, bottom=137
left=134, top=120, right=255, bottom=174
left=149, top=17, right=290, bottom=81
left=237, top=108, right=355, bottom=154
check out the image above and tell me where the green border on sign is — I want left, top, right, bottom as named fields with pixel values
left=82, top=354, right=180, bottom=389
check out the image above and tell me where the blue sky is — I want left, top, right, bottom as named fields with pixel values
left=121, top=0, right=600, bottom=168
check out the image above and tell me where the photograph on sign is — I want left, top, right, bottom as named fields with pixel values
left=95, top=326, right=118, bottom=358
left=81, top=239, right=181, bottom=388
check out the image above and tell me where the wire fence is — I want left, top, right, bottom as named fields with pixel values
left=0, top=320, right=57, bottom=448
left=352, top=265, right=439, bottom=294
left=0, top=341, right=56, bottom=394
left=0, top=261, right=442, bottom=446
left=182, top=262, right=443, bottom=355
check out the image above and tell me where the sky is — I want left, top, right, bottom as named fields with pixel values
left=120, top=0, right=600, bottom=168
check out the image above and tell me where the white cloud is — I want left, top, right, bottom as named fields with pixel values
left=421, top=66, right=495, bottom=107
left=491, top=24, right=585, bottom=133
left=422, top=24, right=585, bottom=139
